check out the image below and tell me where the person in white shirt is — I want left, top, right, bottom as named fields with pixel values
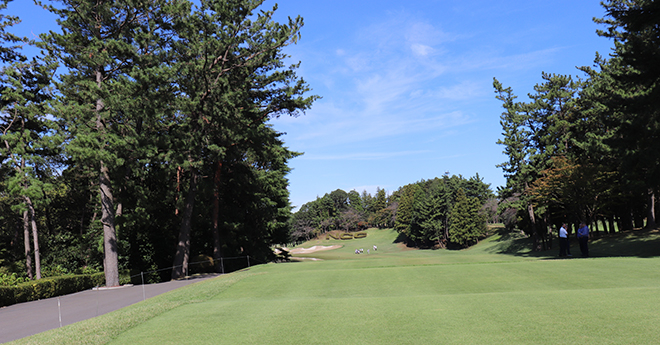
left=558, top=223, right=569, bottom=257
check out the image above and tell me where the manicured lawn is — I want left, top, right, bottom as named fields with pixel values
left=12, top=228, right=660, bottom=345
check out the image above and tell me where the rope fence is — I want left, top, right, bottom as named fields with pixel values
left=125, top=255, right=265, bottom=287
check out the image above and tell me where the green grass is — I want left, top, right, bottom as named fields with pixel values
left=11, top=228, right=660, bottom=345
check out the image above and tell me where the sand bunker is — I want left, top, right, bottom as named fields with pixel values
left=287, top=245, right=341, bottom=254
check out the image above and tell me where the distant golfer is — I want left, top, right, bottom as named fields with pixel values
left=577, top=222, right=590, bottom=257
left=373, top=245, right=377, bottom=251
left=558, top=223, right=569, bottom=257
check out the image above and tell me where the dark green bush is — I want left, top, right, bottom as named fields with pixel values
left=0, top=272, right=106, bottom=308
left=340, top=233, right=354, bottom=240
left=354, top=232, right=367, bottom=239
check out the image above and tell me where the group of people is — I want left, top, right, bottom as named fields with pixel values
left=354, top=245, right=378, bottom=255
left=558, top=222, right=590, bottom=258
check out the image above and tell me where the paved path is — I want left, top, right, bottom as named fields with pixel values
left=0, top=274, right=219, bottom=344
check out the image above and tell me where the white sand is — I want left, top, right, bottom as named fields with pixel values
left=285, top=245, right=342, bottom=254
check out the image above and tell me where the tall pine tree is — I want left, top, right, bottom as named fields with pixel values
left=168, top=0, right=317, bottom=279
left=41, top=0, right=175, bottom=286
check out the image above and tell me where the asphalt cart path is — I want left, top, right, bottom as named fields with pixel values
left=0, top=274, right=219, bottom=344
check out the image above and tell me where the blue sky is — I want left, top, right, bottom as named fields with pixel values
left=6, top=0, right=615, bottom=210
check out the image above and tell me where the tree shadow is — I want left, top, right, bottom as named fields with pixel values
left=490, top=228, right=660, bottom=259
left=393, top=232, right=412, bottom=245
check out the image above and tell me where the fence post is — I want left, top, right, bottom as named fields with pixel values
left=57, top=297, right=62, bottom=328
left=141, top=272, right=145, bottom=301
left=221, top=257, right=225, bottom=274
left=247, top=255, right=250, bottom=268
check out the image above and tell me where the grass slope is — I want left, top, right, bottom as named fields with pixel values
left=11, top=228, right=660, bottom=345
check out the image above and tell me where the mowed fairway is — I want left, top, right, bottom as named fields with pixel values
left=14, top=228, right=660, bottom=345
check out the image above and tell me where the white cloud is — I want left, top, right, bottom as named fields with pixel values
left=274, top=9, right=565, bottom=159
left=411, top=43, right=434, bottom=57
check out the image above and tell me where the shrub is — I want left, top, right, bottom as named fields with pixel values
left=0, top=272, right=106, bottom=308
left=0, top=272, right=29, bottom=286
left=189, top=255, right=215, bottom=274
left=340, top=233, right=354, bottom=240
left=41, top=265, right=71, bottom=278
left=354, top=232, right=367, bottom=239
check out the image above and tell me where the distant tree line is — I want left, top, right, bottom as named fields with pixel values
left=289, top=174, right=495, bottom=248
left=494, top=0, right=660, bottom=250
left=0, top=0, right=317, bottom=286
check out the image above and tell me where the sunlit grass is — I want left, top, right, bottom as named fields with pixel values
left=11, top=227, right=660, bottom=345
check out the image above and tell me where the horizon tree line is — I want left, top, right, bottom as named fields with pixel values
left=289, top=173, right=495, bottom=249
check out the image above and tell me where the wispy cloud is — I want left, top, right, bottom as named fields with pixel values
left=274, top=9, right=564, bottom=153
left=300, top=150, right=432, bottom=161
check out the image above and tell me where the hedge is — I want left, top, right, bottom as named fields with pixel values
left=354, top=232, right=367, bottom=239
left=0, top=272, right=130, bottom=308
left=340, top=233, right=354, bottom=240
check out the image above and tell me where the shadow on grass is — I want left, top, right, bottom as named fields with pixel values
left=392, top=231, right=460, bottom=250
left=488, top=227, right=660, bottom=260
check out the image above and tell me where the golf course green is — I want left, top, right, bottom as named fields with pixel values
left=12, top=227, right=660, bottom=345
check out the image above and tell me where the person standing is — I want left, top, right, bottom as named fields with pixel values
left=558, top=223, right=569, bottom=257
left=577, top=222, right=590, bottom=257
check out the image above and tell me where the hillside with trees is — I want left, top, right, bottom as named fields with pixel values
left=289, top=174, right=495, bottom=248
left=494, top=0, right=660, bottom=250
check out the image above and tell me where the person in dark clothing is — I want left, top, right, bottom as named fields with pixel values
left=577, top=222, right=590, bottom=257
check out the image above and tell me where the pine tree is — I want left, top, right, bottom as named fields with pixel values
left=1, top=0, right=58, bottom=280
left=593, top=0, right=660, bottom=228
left=448, top=189, right=486, bottom=248
left=168, top=0, right=317, bottom=278
left=374, top=188, right=387, bottom=213
left=418, top=180, right=447, bottom=246
left=494, top=75, right=583, bottom=249
left=347, top=190, right=364, bottom=212
left=394, top=184, right=416, bottom=238
left=41, top=0, right=175, bottom=286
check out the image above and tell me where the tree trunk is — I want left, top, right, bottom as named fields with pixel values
left=212, top=161, right=223, bottom=272
left=601, top=217, right=609, bottom=234
left=172, top=167, right=198, bottom=279
left=618, top=209, right=632, bottom=231
left=23, top=209, right=33, bottom=280
left=592, top=218, right=600, bottom=237
left=527, top=203, right=539, bottom=251
left=633, top=208, right=644, bottom=229
left=26, top=196, right=41, bottom=280
left=100, top=162, right=119, bottom=286
left=543, top=214, right=550, bottom=250
left=95, top=66, right=119, bottom=287
left=175, top=166, right=182, bottom=215
left=646, top=188, right=656, bottom=229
